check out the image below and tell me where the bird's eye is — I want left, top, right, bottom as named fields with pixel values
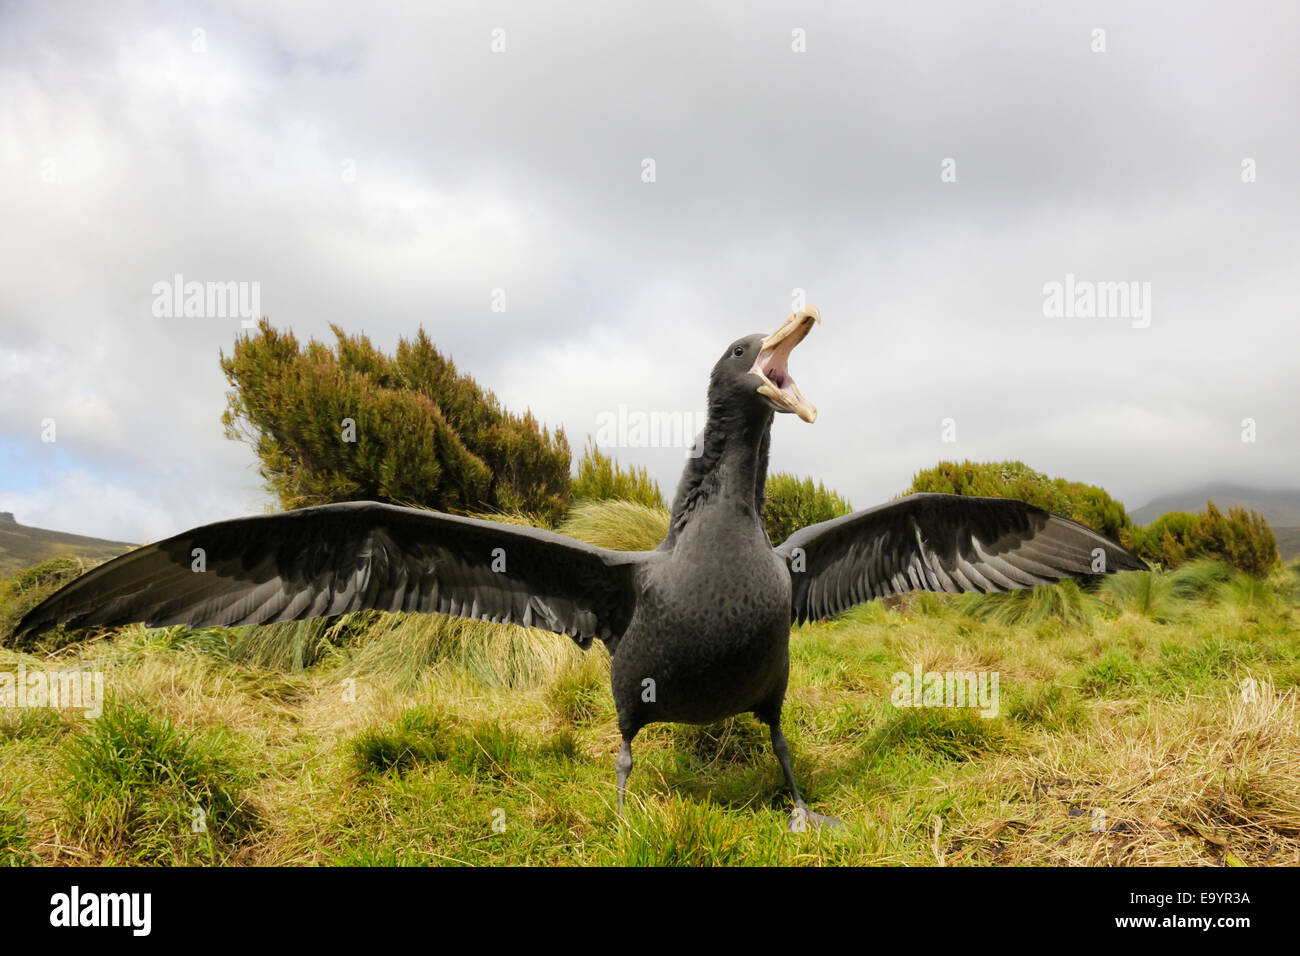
left=733, top=346, right=744, bottom=356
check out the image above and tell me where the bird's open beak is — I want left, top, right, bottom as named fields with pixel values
left=751, top=306, right=819, bottom=423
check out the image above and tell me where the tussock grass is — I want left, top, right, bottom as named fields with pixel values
left=1168, top=559, right=1235, bottom=599
left=226, top=618, right=338, bottom=670
left=558, top=499, right=668, bottom=552
left=1098, top=570, right=1181, bottom=623
left=867, top=707, right=1010, bottom=763
left=960, top=579, right=1102, bottom=629
left=615, top=797, right=754, bottom=866
left=1, top=553, right=1296, bottom=866
left=340, top=614, right=585, bottom=690
left=351, top=708, right=450, bottom=776
left=1215, top=573, right=1277, bottom=612
left=544, top=651, right=614, bottom=726
left=58, top=702, right=257, bottom=864
left=1004, top=684, right=1086, bottom=733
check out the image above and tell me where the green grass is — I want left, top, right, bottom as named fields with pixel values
left=1004, top=684, right=1086, bottom=733
left=57, top=702, right=256, bottom=864
left=0, top=560, right=1297, bottom=866
left=351, top=708, right=451, bottom=776
left=0, top=791, right=33, bottom=866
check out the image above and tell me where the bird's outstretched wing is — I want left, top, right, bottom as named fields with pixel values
left=11, top=502, right=649, bottom=647
left=775, top=492, right=1147, bottom=623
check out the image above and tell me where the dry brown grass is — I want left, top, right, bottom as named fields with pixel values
left=942, top=680, right=1300, bottom=866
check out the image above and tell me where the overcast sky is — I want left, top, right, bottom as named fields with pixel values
left=2, top=0, right=1296, bottom=543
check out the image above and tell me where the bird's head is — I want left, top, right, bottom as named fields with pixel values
left=710, top=307, right=820, bottom=424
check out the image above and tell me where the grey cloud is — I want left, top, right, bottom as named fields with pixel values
left=1, top=0, right=1295, bottom=540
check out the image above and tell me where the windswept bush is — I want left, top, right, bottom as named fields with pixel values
left=571, top=441, right=664, bottom=509
left=1130, top=502, right=1278, bottom=576
left=221, top=321, right=571, bottom=524
left=1, top=555, right=87, bottom=647
left=763, top=473, right=853, bottom=546
left=907, top=460, right=1132, bottom=541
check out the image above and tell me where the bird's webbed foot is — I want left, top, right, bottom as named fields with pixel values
left=788, top=801, right=843, bottom=831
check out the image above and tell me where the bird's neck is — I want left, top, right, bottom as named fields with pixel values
left=663, top=407, right=773, bottom=547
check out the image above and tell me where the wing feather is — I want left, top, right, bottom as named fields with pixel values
left=777, top=493, right=1147, bottom=623
left=11, top=501, right=649, bottom=647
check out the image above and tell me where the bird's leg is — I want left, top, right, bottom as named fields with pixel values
left=616, top=736, right=634, bottom=816
left=770, top=723, right=842, bottom=831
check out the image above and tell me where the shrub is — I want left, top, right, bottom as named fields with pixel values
left=907, top=460, right=1132, bottom=540
left=1130, top=511, right=1200, bottom=567
left=221, top=321, right=571, bottom=524
left=0, top=556, right=86, bottom=647
left=1130, top=502, right=1279, bottom=576
left=571, top=441, right=664, bottom=508
left=763, top=473, right=853, bottom=546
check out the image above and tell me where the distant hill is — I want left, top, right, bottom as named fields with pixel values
left=0, top=512, right=136, bottom=578
left=1275, top=528, right=1300, bottom=563
left=1130, top=485, right=1300, bottom=562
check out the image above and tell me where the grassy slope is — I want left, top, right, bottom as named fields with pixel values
left=2, top=560, right=1297, bottom=867
left=0, top=519, right=134, bottom=578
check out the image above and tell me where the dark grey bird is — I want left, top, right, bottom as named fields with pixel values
left=13, top=308, right=1146, bottom=827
